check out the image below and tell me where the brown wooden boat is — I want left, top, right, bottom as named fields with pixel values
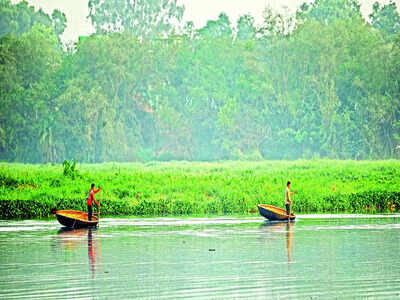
left=258, top=204, right=296, bottom=221
left=55, top=210, right=98, bottom=228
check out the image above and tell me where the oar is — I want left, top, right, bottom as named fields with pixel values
left=290, top=193, right=295, bottom=222
left=98, top=189, right=102, bottom=225
left=288, top=193, right=294, bottom=222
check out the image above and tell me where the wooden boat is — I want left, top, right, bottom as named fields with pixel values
left=55, top=210, right=98, bottom=228
left=258, top=204, right=296, bottom=221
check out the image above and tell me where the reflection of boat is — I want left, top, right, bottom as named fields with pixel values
left=57, top=227, right=100, bottom=276
left=87, top=228, right=98, bottom=275
left=258, top=204, right=296, bottom=221
left=286, top=222, right=293, bottom=262
left=260, top=221, right=294, bottom=263
left=55, top=210, right=98, bottom=228
left=57, top=227, right=89, bottom=250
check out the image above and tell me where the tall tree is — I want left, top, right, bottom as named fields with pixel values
left=51, top=9, right=67, bottom=42
left=296, top=0, right=363, bottom=25
left=0, top=25, right=62, bottom=162
left=197, top=13, right=233, bottom=38
left=54, top=33, right=160, bottom=162
left=1, top=0, right=399, bottom=162
left=0, top=0, right=66, bottom=41
left=88, top=0, right=184, bottom=37
left=370, top=1, right=400, bottom=40
left=236, top=14, right=256, bottom=41
left=258, top=6, right=294, bottom=38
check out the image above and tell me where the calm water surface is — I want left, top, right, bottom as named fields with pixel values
left=1, top=215, right=400, bottom=299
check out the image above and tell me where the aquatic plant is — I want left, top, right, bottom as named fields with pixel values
left=0, top=160, right=399, bottom=219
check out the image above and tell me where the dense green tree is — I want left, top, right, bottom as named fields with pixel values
left=0, top=0, right=66, bottom=41
left=296, top=0, right=363, bottom=25
left=370, top=1, right=400, bottom=39
left=0, top=24, right=62, bottom=162
left=236, top=14, right=256, bottom=41
left=258, top=6, right=294, bottom=37
left=1, top=0, right=399, bottom=162
left=55, top=34, right=160, bottom=162
left=88, top=0, right=184, bottom=37
left=197, top=13, right=233, bottom=38
left=51, top=9, right=67, bottom=42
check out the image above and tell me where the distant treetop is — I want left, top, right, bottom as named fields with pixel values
left=0, top=0, right=66, bottom=41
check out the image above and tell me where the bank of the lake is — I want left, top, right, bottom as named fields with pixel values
left=0, top=160, right=399, bottom=219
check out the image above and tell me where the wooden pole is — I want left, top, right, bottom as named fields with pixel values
left=98, top=189, right=102, bottom=225
left=290, top=193, right=294, bottom=222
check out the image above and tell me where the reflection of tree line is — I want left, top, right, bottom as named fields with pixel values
left=57, top=228, right=100, bottom=276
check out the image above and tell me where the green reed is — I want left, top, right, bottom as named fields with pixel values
left=0, top=160, right=399, bottom=219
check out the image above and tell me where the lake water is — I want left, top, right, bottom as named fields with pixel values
left=1, top=215, right=400, bottom=299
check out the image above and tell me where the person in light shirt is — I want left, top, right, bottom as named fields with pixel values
left=285, top=181, right=294, bottom=219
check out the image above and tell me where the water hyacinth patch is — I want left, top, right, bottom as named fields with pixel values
left=0, top=160, right=399, bottom=219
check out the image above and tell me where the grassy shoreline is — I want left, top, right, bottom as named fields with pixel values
left=0, top=160, right=399, bottom=219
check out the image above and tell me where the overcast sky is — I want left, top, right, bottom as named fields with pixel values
left=12, top=0, right=399, bottom=42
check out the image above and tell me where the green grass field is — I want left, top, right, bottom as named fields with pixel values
left=0, top=160, right=399, bottom=219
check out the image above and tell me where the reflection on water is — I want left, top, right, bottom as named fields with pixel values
left=57, top=227, right=100, bottom=277
left=261, top=221, right=294, bottom=263
left=88, top=229, right=96, bottom=275
left=1, top=216, right=400, bottom=299
left=286, top=222, right=293, bottom=262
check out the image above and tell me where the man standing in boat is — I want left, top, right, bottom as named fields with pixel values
left=285, top=181, right=294, bottom=219
left=88, top=184, right=101, bottom=221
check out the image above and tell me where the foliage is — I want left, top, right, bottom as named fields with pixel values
left=0, top=0, right=399, bottom=163
left=370, top=1, right=400, bottom=39
left=88, top=0, right=184, bottom=37
left=296, top=0, right=363, bottom=24
left=62, top=159, right=79, bottom=179
left=0, top=0, right=66, bottom=40
left=0, top=24, right=62, bottom=162
left=0, top=160, right=399, bottom=219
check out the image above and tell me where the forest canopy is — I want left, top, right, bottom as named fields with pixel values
left=0, top=0, right=399, bottom=163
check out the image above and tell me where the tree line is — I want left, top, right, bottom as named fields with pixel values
left=0, top=0, right=399, bottom=162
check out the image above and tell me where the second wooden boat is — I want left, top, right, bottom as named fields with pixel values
left=55, top=210, right=98, bottom=228
left=258, top=204, right=296, bottom=221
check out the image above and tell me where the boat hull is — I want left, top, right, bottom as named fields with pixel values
left=258, top=204, right=296, bottom=221
left=55, top=210, right=98, bottom=228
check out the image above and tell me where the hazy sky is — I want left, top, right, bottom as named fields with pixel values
left=12, top=0, right=399, bottom=42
